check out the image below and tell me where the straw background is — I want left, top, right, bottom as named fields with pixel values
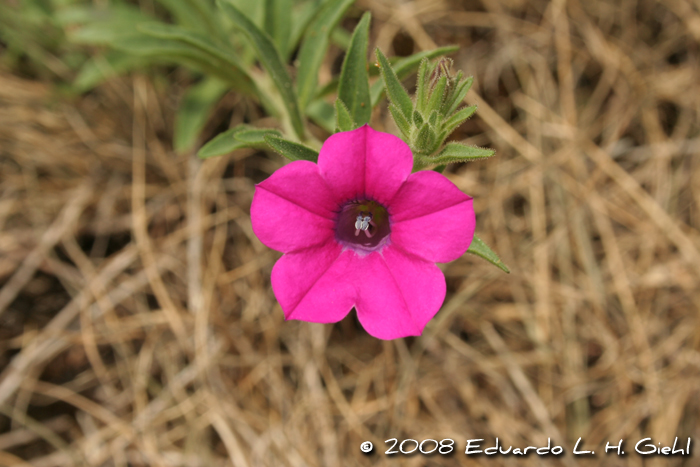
left=1, top=0, right=699, bottom=465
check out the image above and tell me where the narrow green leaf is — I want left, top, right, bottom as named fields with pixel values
left=154, top=0, right=220, bottom=36
left=335, top=99, right=356, bottom=132
left=218, top=0, right=305, bottom=139
left=427, top=75, right=447, bottom=115
left=375, top=48, right=413, bottom=119
left=264, top=135, right=319, bottom=162
left=306, top=99, right=336, bottom=133
left=467, top=235, right=510, bottom=273
left=370, top=45, right=459, bottom=107
left=389, top=104, right=411, bottom=138
left=337, top=12, right=371, bottom=126
left=427, top=110, right=438, bottom=127
left=174, top=77, right=229, bottom=152
left=416, top=142, right=494, bottom=169
left=65, top=5, right=155, bottom=45
left=412, top=109, right=424, bottom=126
left=198, top=126, right=282, bottom=159
left=264, top=0, right=292, bottom=56
left=296, top=0, right=355, bottom=111
left=443, top=105, right=477, bottom=135
left=287, top=0, right=325, bottom=60
left=330, top=25, right=352, bottom=49
left=415, top=58, right=429, bottom=114
left=445, top=76, right=473, bottom=116
left=137, top=22, right=256, bottom=95
left=414, top=122, right=437, bottom=154
left=73, top=50, right=150, bottom=92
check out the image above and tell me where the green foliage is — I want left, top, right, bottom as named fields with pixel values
left=467, top=235, right=510, bottom=273
left=337, top=12, right=372, bottom=127
left=334, top=100, right=356, bottom=132
left=218, top=0, right=305, bottom=140
left=198, top=126, right=283, bottom=158
left=264, top=136, right=319, bottom=162
left=174, top=77, right=230, bottom=152
left=296, top=0, right=355, bottom=111
left=376, top=51, right=482, bottom=166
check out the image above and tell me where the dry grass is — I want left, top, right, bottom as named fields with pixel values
left=1, top=0, right=700, bottom=465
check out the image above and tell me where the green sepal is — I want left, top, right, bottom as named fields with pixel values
left=415, top=58, right=429, bottom=114
left=337, top=12, right=372, bottom=126
left=427, top=75, right=447, bottom=115
left=375, top=48, right=413, bottom=119
left=198, top=126, right=282, bottom=159
left=445, top=76, right=473, bottom=116
left=414, top=122, right=437, bottom=155
left=264, top=135, right=319, bottom=162
left=427, top=109, right=439, bottom=127
left=412, top=109, right=424, bottom=127
left=334, top=99, right=356, bottom=132
left=467, top=235, right=510, bottom=273
left=389, top=104, right=411, bottom=138
left=370, top=45, right=459, bottom=107
left=443, top=105, right=477, bottom=135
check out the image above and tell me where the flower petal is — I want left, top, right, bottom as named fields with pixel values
left=390, top=170, right=475, bottom=263
left=272, top=242, right=357, bottom=323
left=318, top=125, right=413, bottom=205
left=354, top=246, right=446, bottom=340
left=251, top=161, right=338, bottom=253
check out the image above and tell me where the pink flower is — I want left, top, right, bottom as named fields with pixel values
left=250, top=125, right=475, bottom=339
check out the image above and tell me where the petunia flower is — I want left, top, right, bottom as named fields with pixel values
left=250, top=125, right=475, bottom=340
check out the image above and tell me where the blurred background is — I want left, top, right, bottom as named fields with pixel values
left=1, top=0, right=699, bottom=465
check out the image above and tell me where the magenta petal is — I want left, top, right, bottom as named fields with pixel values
left=318, top=125, right=413, bottom=205
left=272, top=242, right=357, bottom=323
left=354, top=246, right=446, bottom=340
left=251, top=161, right=337, bottom=253
left=390, top=170, right=475, bottom=263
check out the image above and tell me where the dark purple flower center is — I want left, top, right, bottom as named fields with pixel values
left=335, top=200, right=390, bottom=253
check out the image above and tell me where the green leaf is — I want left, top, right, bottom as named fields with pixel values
left=467, top=235, right=510, bottom=273
left=198, top=126, right=282, bottom=159
left=414, top=122, right=437, bottom=154
left=445, top=76, right=473, bottom=116
left=370, top=45, right=459, bottom=107
left=389, top=104, right=411, bottom=138
left=427, top=75, right=447, bottom=115
left=153, top=0, right=220, bottom=36
left=287, top=0, right=325, bottom=60
left=73, top=50, right=150, bottom=92
left=375, top=48, right=413, bottom=119
left=412, top=109, right=424, bottom=126
left=218, top=0, right=305, bottom=140
left=64, top=5, right=155, bottom=45
left=264, top=135, right=319, bottom=162
left=337, top=12, right=372, bottom=126
left=296, top=0, right=355, bottom=111
left=137, top=22, right=255, bottom=95
left=264, top=0, right=291, bottom=56
left=415, top=58, right=430, bottom=114
left=334, top=99, right=355, bottom=132
left=306, top=99, right=336, bottom=133
left=174, top=77, right=229, bottom=152
left=416, top=142, right=494, bottom=169
left=443, top=105, right=477, bottom=135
